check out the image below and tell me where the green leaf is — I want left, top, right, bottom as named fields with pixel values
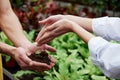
left=59, top=61, right=68, bottom=75
left=33, top=6, right=39, bottom=12
left=13, top=70, right=36, bottom=78
left=4, top=55, right=11, bottom=62
left=28, top=30, right=35, bottom=41
left=65, top=50, right=78, bottom=65
left=91, top=75, right=108, bottom=80
left=78, top=69, right=90, bottom=75
left=53, top=68, right=63, bottom=80
left=23, top=30, right=35, bottom=42
left=33, top=77, right=42, bottom=80
left=70, top=59, right=84, bottom=72
left=0, top=32, right=13, bottom=45
left=56, top=49, right=68, bottom=60
left=77, top=45, right=89, bottom=58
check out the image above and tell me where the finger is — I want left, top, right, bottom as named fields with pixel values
left=44, top=19, right=64, bottom=31
left=27, top=61, right=52, bottom=72
left=18, top=57, right=33, bottom=70
left=44, top=44, right=56, bottom=52
left=19, top=53, right=33, bottom=66
left=53, top=26, right=69, bottom=36
left=36, top=23, right=52, bottom=42
left=36, top=19, right=59, bottom=42
left=37, top=31, right=51, bottom=44
left=36, top=23, right=56, bottom=42
left=37, top=65, right=50, bottom=72
left=39, top=25, right=59, bottom=44
left=32, top=61, right=52, bottom=69
left=16, top=59, right=28, bottom=69
left=40, top=20, right=63, bottom=37
left=36, top=26, right=46, bottom=41
left=37, top=35, right=54, bottom=45
left=45, top=23, right=58, bottom=32
left=39, top=17, right=52, bottom=24
left=50, top=62, right=55, bottom=67
left=27, top=42, right=39, bottom=56
left=38, top=25, right=55, bottom=38
left=41, top=28, right=62, bottom=44
left=48, top=55, right=56, bottom=63
left=38, top=28, right=66, bottom=45
left=38, top=18, right=50, bottom=24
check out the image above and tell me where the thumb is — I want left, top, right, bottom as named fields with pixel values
left=27, top=42, right=38, bottom=55
left=39, top=18, right=50, bottom=24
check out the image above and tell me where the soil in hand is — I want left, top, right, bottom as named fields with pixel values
left=29, top=51, right=51, bottom=65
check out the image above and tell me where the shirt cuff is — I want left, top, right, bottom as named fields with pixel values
left=92, top=16, right=110, bottom=41
left=88, top=37, right=109, bottom=66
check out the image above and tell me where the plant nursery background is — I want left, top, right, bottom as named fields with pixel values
left=1, top=0, right=120, bottom=80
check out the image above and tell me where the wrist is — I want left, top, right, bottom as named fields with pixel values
left=66, top=20, right=78, bottom=32
left=72, top=24, right=95, bottom=44
left=10, top=47, right=27, bottom=59
left=8, top=46, right=17, bottom=57
left=26, top=42, right=38, bottom=55
left=17, top=40, right=32, bottom=50
left=64, top=15, right=71, bottom=19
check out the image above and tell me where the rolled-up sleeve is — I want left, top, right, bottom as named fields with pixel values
left=88, top=37, right=120, bottom=78
left=92, top=17, right=120, bottom=41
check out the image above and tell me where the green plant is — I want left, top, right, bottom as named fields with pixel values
left=23, top=30, right=35, bottom=42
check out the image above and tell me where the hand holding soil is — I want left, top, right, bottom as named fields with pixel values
left=29, top=51, right=51, bottom=65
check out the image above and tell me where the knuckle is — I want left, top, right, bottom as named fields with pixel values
left=29, top=62, right=33, bottom=67
left=61, top=19, right=69, bottom=22
left=49, top=32, right=54, bottom=36
left=21, top=65, right=26, bottom=70
left=48, top=66, right=52, bottom=69
left=49, top=16, right=53, bottom=20
left=45, top=27, right=50, bottom=31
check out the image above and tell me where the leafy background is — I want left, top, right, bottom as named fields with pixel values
left=0, top=0, right=120, bottom=80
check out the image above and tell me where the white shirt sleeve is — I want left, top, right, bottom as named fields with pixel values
left=92, top=16, right=120, bottom=41
left=88, top=37, right=120, bottom=78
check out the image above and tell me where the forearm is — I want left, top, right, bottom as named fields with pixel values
left=0, top=10, right=31, bottom=48
left=71, top=23, right=94, bottom=44
left=0, top=0, right=31, bottom=49
left=0, top=0, right=12, bottom=14
left=65, top=15, right=93, bottom=32
left=0, top=42, right=15, bottom=57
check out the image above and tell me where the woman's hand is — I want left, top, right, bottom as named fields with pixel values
left=36, top=15, right=65, bottom=41
left=38, top=14, right=65, bottom=26
left=12, top=47, right=55, bottom=72
left=36, top=19, right=75, bottom=45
